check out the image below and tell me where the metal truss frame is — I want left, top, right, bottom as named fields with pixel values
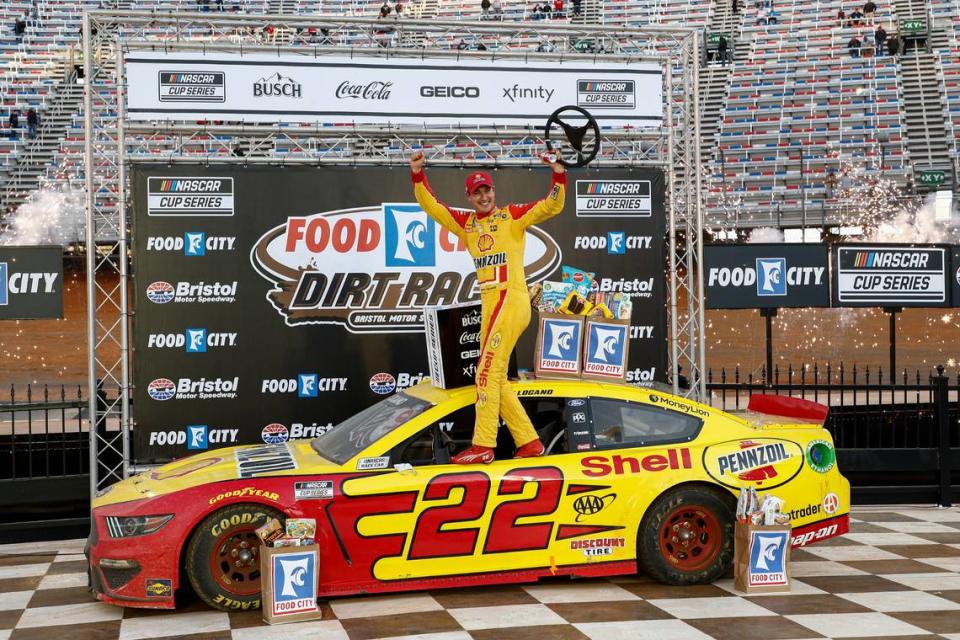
left=84, top=10, right=705, bottom=495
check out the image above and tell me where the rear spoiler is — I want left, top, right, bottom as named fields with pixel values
left=747, top=394, right=829, bottom=425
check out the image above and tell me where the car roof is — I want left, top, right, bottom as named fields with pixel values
left=402, top=375, right=655, bottom=406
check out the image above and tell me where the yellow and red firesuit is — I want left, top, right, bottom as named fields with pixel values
left=412, top=168, right=566, bottom=451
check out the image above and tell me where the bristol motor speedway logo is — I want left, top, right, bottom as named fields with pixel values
left=146, top=377, right=239, bottom=401
left=250, top=204, right=561, bottom=333
left=145, top=281, right=237, bottom=304
left=575, top=180, right=651, bottom=217
left=158, top=71, right=226, bottom=103
left=147, top=177, right=234, bottom=216
left=584, top=321, right=628, bottom=377
left=369, top=372, right=426, bottom=394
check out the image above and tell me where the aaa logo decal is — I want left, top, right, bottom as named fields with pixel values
left=702, top=438, right=804, bottom=490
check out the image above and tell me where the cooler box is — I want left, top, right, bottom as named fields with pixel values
left=581, top=318, right=630, bottom=382
left=424, top=301, right=516, bottom=389
left=534, top=312, right=584, bottom=379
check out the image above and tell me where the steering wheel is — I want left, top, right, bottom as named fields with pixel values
left=544, top=105, right=600, bottom=168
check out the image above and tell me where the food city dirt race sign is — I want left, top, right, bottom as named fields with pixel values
left=131, top=165, right=667, bottom=463
left=123, top=52, right=662, bottom=127
left=0, top=245, right=63, bottom=320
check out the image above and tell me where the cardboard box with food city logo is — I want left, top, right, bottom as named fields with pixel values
left=581, top=318, right=630, bottom=382
left=261, top=545, right=322, bottom=624
left=734, top=523, right=792, bottom=594
left=534, top=313, right=585, bottom=379
left=423, top=301, right=517, bottom=389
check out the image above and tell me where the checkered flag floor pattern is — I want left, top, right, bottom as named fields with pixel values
left=7, top=507, right=960, bottom=639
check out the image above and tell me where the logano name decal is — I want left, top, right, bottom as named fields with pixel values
left=250, top=205, right=561, bottom=333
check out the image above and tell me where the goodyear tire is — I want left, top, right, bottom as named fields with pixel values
left=637, top=486, right=734, bottom=585
left=185, top=503, right=283, bottom=611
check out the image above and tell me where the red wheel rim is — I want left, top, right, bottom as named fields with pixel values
left=209, top=528, right=263, bottom=595
left=658, top=504, right=722, bottom=572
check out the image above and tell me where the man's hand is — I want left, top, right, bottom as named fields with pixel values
left=410, top=151, right=425, bottom=174
left=542, top=153, right=566, bottom=174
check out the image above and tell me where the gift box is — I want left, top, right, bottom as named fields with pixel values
left=581, top=318, right=630, bottom=382
left=534, top=312, right=584, bottom=379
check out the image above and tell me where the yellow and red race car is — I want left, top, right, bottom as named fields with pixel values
left=87, top=379, right=849, bottom=611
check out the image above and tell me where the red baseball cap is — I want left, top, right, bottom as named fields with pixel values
left=465, top=171, right=494, bottom=194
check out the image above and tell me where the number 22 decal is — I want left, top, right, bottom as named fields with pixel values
left=406, top=466, right=563, bottom=560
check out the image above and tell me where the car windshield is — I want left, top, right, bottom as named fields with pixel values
left=310, top=392, right=432, bottom=464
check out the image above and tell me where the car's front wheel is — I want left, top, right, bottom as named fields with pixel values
left=185, top=503, right=284, bottom=611
left=637, top=486, right=734, bottom=585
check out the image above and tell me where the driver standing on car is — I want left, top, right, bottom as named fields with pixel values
left=410, top=151, right=566, bottom=464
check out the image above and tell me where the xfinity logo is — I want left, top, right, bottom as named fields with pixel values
left=260, top=375, right=348, bottom=396
left=335, top=81, right=392, bottom=100
left=502, top=84, right=555, bottom=103
left=146, top=233, right=236, bottom=255
left=756, top=258, right=787, bottom=296
left=146, top=329, right=237, bottom=351
left=253, top=72, right=302, bottom=98
left=420, top=86, right=479, bottom=98
left=385, top=205, right=436, bottom=267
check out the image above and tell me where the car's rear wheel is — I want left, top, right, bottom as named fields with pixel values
left=185, top=503, right=283, bottom=611
left=637, top=486, right=734, bottom=585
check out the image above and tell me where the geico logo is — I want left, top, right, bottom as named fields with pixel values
left=6, top=272, right=58, bottom=294
left=210, top=511, right=266, bottom=537
left=175, top=282, right=238, bottom=296
left=626, top=367, right=656, bottom=383
left=574, top=236, right=652, bottom=250
left=581, top=449, right=692, bottom=477
left=630, top=325, right=654, bottom=339
left=708, top=266, right=825, bottom=287
left=289, top=422, right=334, bottom=438
left=598, top=277, right=654, bottom=293
left=146, top=236, right=236, bottom=251
left=792, top=523, right=838, bottom=547
left=420, top=85, right=480, bottom=98
left=148, top=428, right=237, bottom=446
left=177, top=377, right=239, bottom=393
left=260, top=378, right=348, bottom=393
left=284, top=217, right=464, bottom=254
left=147, top=332, right=237, bottom=348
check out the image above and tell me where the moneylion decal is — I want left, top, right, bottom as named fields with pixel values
left=702, top=438, right=804, bottom=490
left=251, top=204, right=561, bottom=333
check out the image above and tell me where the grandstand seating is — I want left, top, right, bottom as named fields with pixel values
left=1, top=0, right=959, bottom=225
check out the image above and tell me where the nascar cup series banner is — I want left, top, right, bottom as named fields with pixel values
left=131, top=165, right=667, bottom=463
left=832, top=244, right=950, bottom=307
left=123, top=52, right=662, bottom=126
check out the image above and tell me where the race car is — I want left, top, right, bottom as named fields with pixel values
left=87, top=379, right=849, bottom=611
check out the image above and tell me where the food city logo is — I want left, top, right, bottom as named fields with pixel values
left=835, top=246, right=946, bottom=304
left=538, top=316, right=582, bottom=373
left=253, top=72, right=302, bottom=98
left=707, top=260, right=825, bottom=297
left=576, top=79, right=636, bottom=109
left=146, top=377, right=239, bottom=401
left=145, top=280, right=238, bottom=304
left=147, top=425, right=240, bottom=449
left=369, top=372, right=427, bottom=395
left=335, top=81, right=393, bottom=100
left=146, top=232, right=236, bottom=256
left=261, top=374, right=348, bottom=397
left=158, top=71, right=226, bottom=102
left=0, top=263, right=58, bottom=305
left=272, top=551, right=317, bottom=616
left=146, top=177, right=234, bottom=216
left=702, top=438, right=804, bottom=490
left=250, top=204, right=560, bottom=333
left=573, top=233, right=653, bottom=254
left=146, top=329, right=238, bottom=352
left=748, top=530, right=789, bottom=586
left=584, top=322, right=628, bottom=377
left=575, top=180, right=652, bottom=217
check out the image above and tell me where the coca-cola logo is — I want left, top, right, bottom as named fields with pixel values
left=335, top=81, right=393, bottom=100
left=460, top=330, right=480, bottom=344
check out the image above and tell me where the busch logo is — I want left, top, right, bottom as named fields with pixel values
left=385, top=205, right=435, bottom=266
left=253, top=72, right=302, bottom=98
left=756, top=258, right=787, bottom=296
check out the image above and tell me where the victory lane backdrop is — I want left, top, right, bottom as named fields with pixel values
left=131, top=165, right=666, bottom=463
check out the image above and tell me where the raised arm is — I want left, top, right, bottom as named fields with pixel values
left=410, top=151, right=468, bottom=241
left=509, top=157, right=567, bottom=229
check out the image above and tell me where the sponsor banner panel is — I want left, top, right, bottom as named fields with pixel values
left=704, top=244, right=830, bottom=309
left=953, top=247, right=960, bottom=308
left=832, top=244, right=949, bottom=307
left=0, top=245, right=63, bottom=319
left=125, top=52, right=662, bottom=127
left=131, top=165, right=667, bottom=462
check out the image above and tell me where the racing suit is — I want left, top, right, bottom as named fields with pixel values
left=413, top=170, right=566, bottom=447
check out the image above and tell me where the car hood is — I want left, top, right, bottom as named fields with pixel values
left=93, top=441, right=340, bottom=508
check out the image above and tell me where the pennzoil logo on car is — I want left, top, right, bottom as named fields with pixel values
left=702, top=438, right=804, bottom=490
left=145, top=578, right=173, bottom=598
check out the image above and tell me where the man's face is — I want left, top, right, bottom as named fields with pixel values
left=467, top=185, right=496, bottom=215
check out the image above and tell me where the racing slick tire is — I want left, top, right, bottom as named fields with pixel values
left=637, top=486, right=734, bottom=585
left=185, top=503, right=284, bottom=611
